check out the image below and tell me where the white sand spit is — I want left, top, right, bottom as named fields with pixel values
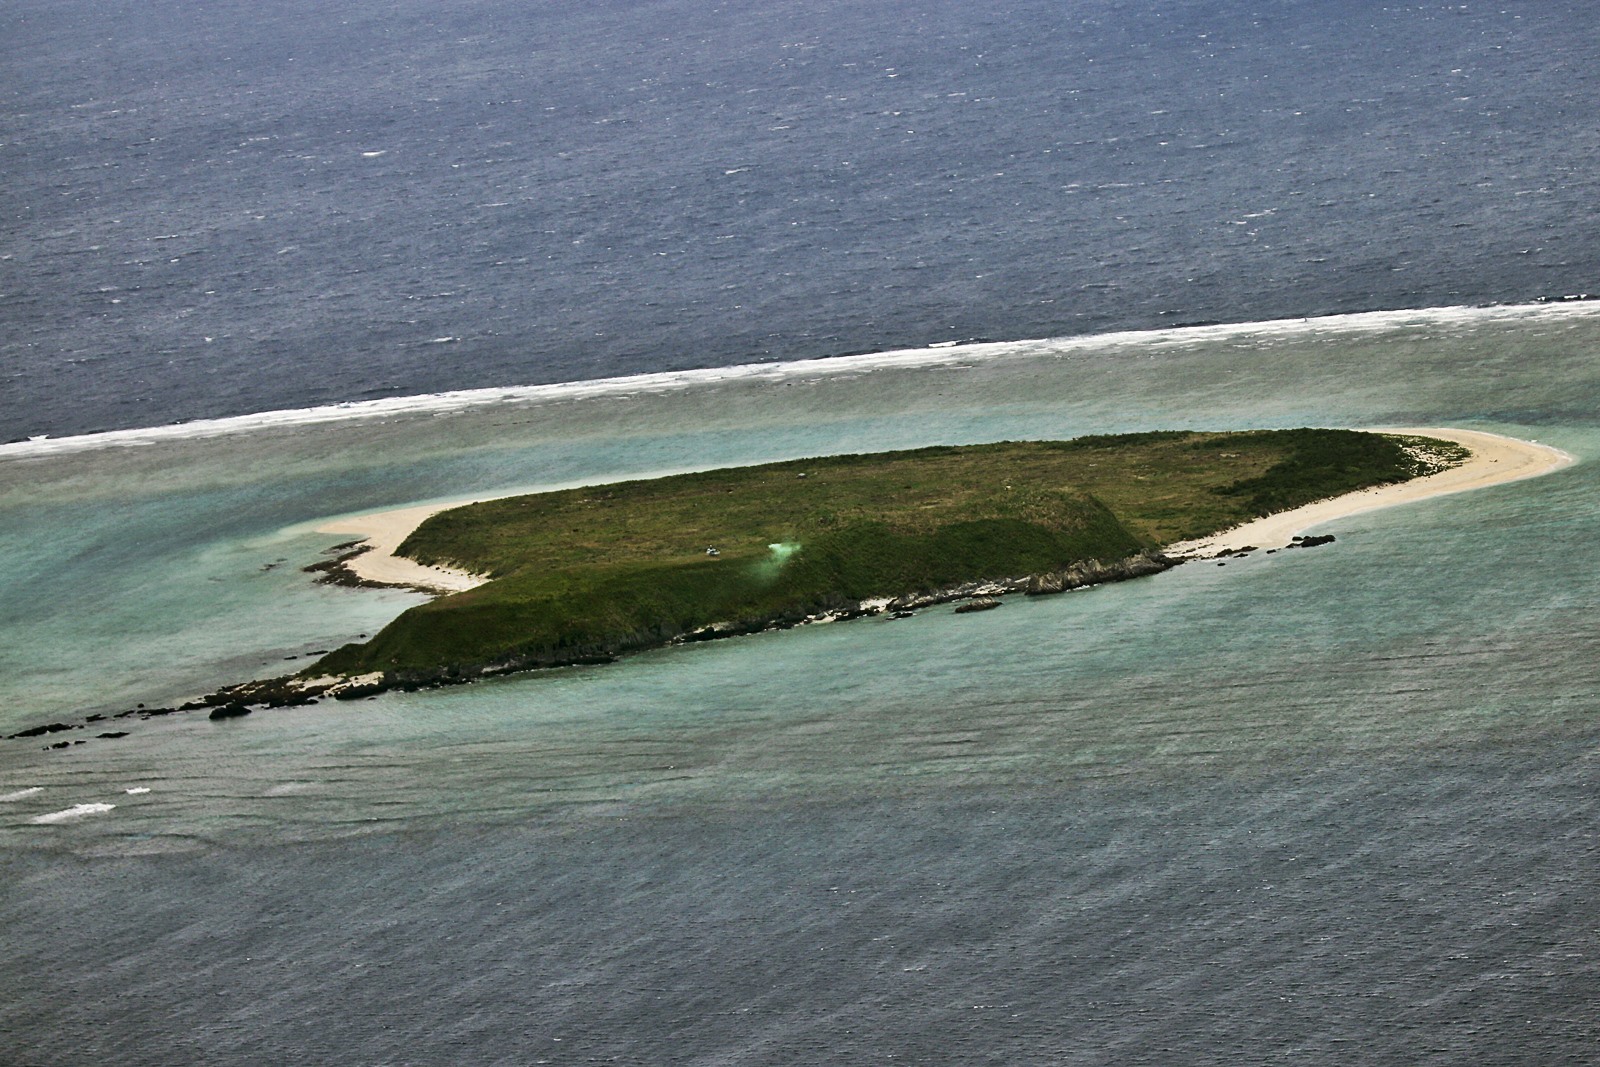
left=316, top=499, right=501, bottom=593
left=1165, top=428, right=1573, bottom=559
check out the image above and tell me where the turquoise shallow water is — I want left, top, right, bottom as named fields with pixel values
left=3, top=303, right=1595, bottom=728
left=4, top=418, right=1595, bottom=847
left=2, top=305, right=1598, bottom=1063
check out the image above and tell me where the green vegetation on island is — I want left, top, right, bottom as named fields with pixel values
left=307, top=429, right=1463, bottom=690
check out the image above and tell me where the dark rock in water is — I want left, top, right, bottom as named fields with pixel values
left=9, top=722, right=78, bottom=740
left=830, top=606, right=880, bottom=623
left=48, top=741, right=71, bottom=750
left=890, top=610, right=916, bottom=619
left=1287, top=534, right=1336, bottom=549
left=333, top=683, right=387, bottom=701
left=208, top=703, right=252, bottom=720
left=954, top=598, right=1002, bottom=614
left=304, top=545, right=401, bottom=589
left=117, top=705, right=176, bottom=718
left=96, top=731, right=130, bottom=739
left=683, top=616, right=775, bottom=642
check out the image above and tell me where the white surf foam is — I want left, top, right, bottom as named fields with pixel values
left=31, top=802, right=116, bottom=824
left=1, top=787, right=44, bottom=802
left=4, top=301, right=1596, bottom=461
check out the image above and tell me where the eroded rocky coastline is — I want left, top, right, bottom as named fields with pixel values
left=7, top=549, right=1183, bottom=746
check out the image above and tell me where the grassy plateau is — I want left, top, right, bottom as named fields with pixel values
left=303, top=429, right=1462, bottom=690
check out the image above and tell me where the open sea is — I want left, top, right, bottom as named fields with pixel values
left=3, top=2, right=1599, bottom=1064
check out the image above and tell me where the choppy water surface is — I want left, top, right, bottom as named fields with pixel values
left=8, top=0, right=1600, bottom=1056
left=6, top=0, right=1600, bottom=439
left=2, top=306, right=1598, bottom=1063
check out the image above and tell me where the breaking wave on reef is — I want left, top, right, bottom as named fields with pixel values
left=30, top=803, right=116, bottom=825
left=7, top=301, right=1597, bottom=460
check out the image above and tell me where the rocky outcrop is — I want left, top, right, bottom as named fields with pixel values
left=302, top=542, right=385, bottom=588
left=7, top=721, right=79, bottom=740
left=883, top=576, right=1034, bottom=612
left=18, top=550, right=1184, bottom=744
left=1024, top=549, right=1175, bottom=596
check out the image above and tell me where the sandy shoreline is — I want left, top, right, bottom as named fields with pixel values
left=1165, top=427, right=1573, bottom=558
left=316, top=427, right=1573, bottom=593
left=316, top=500, right=500, bottom=593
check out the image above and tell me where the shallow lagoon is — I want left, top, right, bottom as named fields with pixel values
left=2, top=305, right=1598, bottom=1063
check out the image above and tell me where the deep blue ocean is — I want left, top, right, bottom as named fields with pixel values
left=5, top=0, right=1598, bottom=440
left=4, top=3, right=1600, bottom=1064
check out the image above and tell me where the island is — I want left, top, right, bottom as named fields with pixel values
left=284, top=428, right=1468, bottom=700
left=11, top=426, right=1579, bottom=742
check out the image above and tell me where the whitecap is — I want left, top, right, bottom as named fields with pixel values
left=1, top=787, right=44, bottom=802
left=6, top=301, right=1597, bottom=461
left=125, top=787, right=152, bottom=795
left=31, top=803, right=115, bottom=824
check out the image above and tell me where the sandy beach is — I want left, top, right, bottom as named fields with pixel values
left=316, top=500, right=499, bottom=593
left=1165, top=427, right=1574, bottom=559
left=317, top=427, right=1573, bottom=593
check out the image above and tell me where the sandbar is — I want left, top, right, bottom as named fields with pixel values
left=316, top=428, right=1573, bottom=593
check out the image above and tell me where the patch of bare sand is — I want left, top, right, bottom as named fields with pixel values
left=1166, top=428, right=1573, bottom=559
left=315, top=498, right=500, bottom=593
